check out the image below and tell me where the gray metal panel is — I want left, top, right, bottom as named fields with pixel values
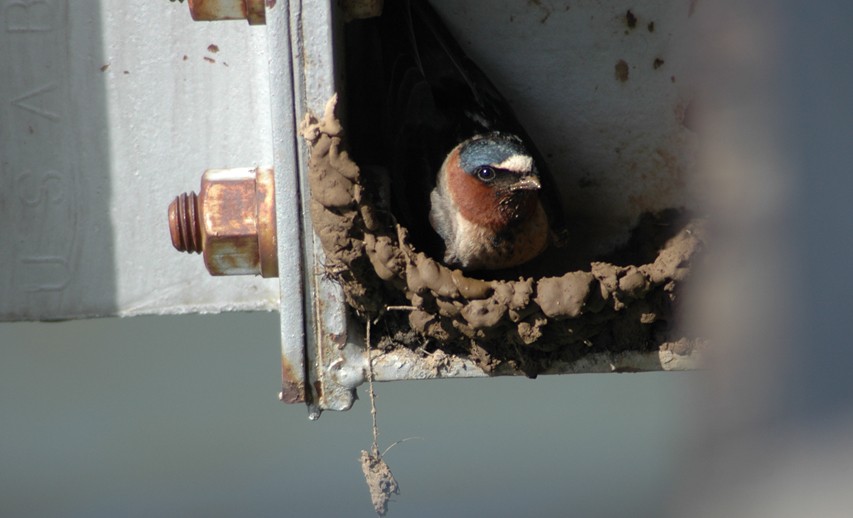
left=0, top=0, right=278, bottom=321
left=276, top=0, right=356, bottom=413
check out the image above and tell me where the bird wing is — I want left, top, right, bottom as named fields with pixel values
left=370, top=0, right=567, bottom=250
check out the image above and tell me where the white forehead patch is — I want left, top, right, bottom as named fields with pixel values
left=494, top=154, right=533, bottom=173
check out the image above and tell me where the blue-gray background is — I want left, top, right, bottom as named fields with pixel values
left=0, top=314, right=689, bottom=517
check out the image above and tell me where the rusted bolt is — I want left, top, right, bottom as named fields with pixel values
left=168, top=167, right=278, bottom=278
left=186, top=0, right=266, bottom=25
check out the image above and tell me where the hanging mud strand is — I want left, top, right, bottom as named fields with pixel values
left=367, top=319, right=380, bottom=456
left=359, top=319, right=400, bottom=516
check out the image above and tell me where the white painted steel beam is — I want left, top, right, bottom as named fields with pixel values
left=0, top=0, right=278, bottom=320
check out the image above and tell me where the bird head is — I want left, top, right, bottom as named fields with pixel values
left=443, top=133, right=543, bottom=230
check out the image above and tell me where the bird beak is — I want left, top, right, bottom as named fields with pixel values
left=510, top=176, right=541, bottom=192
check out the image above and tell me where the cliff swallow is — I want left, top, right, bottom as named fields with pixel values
left=349, top=0, right=566, bottom=271
left=429, top=133, right=549, bottom=270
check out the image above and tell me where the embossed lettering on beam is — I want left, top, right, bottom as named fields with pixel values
left=3, top=0, right=53, bottom=33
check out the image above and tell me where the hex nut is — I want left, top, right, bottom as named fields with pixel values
left=169, top=167, right=278, bottom=278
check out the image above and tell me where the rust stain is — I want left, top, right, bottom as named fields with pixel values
left=188, top=0, right=224, bottom=21
left=689, top=0, right=699, bottom=17
left=246, top=0, right=265, bottom=24
left=188, top=0, right=264, bottom=24
left=281, top=359, right=306, bottom=404
left=625, top=9, right=637, bottom=29
left=207, top=43, right=219, bottom=53
left=266, top=0, right=276, bottom=7
left=678, top=100, right=697, bottom=131
left=255, top=168, right=278, bottom=277
left=615, top=59, right=629, bottom=82
left=182, top=55, right=188, bottom=61
left=313, top=380, right=323, bottom=402
left=203, top=56, right=216, bottom=64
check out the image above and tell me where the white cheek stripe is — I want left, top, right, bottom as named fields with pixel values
left=494, top=154, right=533, bottom=173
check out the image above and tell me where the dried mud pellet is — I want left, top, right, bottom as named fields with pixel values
left=409, top=313, right=457, bottom=341
left=328, top=138, right=360, bottom=180
left=591, top=262, right=620, bottom=294
left=310, top=132, right=333, bottom=156
left=415, top=258, right=459, bottom=298
left=405, top=261, right=426, bottom=294
left=640, top=312, right=657, bottom=324
left=407, top=309, right=433, bottom=331
left=618, top=268, right=650, bottom=297
left=461, top=298, right=508, bottom=329
left=491, top=280, right=533, bottom=310
left=535, top=272, right=595, bottom=319
left=452, top=319, right=477, bottom=339
left=510, top=279, right=534, bottom=309
left=435, top=297, right=462, bottom=318
left=364, top=234, right=399, bottom=281
left=311, top=167, right=354, bottom=208
left=517, top=316, right=548, bottom=345
left=451, top=270, right=493, bottom=299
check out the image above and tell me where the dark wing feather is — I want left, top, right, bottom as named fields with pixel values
left=362, top=0, right=566, bottom=250
left=399, top=0, right=526, bottom=141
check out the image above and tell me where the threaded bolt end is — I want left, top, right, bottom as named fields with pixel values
left=168, top=192, right=203, bottom=253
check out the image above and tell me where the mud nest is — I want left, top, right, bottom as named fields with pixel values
left=302, top=98, right=705, bottom=376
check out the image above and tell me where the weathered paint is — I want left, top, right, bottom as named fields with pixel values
left=266, top=0, right=309, bottom=406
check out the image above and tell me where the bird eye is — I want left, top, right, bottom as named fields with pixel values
left=476, top=166, right=496, bottom=182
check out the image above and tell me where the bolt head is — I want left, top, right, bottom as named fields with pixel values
left=187, top=0, right=266, bottom=25
left=198, top=168, right=277, bottom=277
